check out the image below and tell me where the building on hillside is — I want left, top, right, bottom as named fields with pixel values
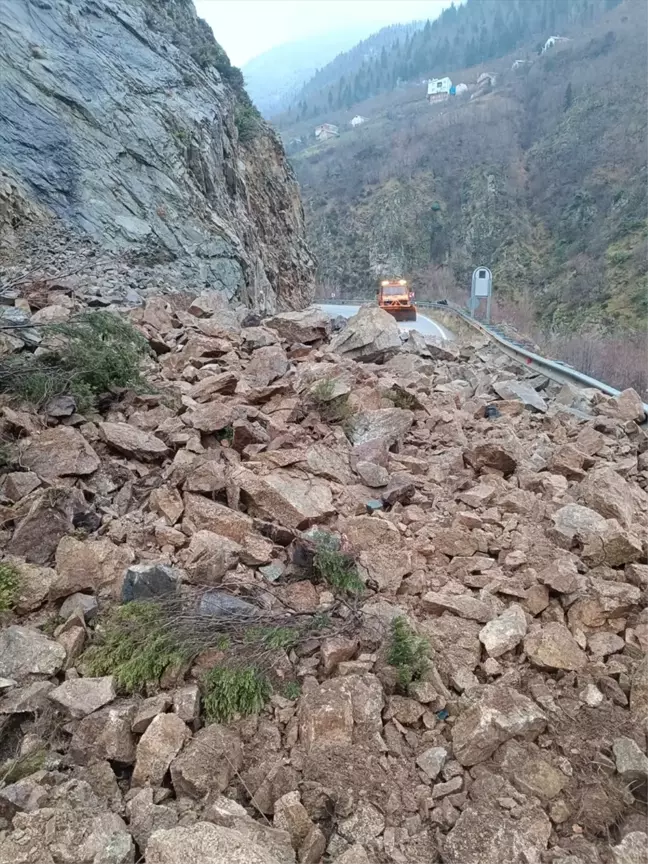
left=427, top=77, right=452, bottom=103
left=350, top=115, right=367, bottom=127
left=315, top=123, right=339, bottom=141
left=542, top=35, right=571, bottom=53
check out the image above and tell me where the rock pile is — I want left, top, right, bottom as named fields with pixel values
left=0, top=293, right=646, bottom=864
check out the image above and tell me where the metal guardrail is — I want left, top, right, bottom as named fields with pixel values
left=321, top=298, right=648, bottom=418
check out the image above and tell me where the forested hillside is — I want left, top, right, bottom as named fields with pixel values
left=287, top=20, right=425, bottom=120
left=291, top=0, right=646, bottom=343
left=281, top=0, right=623, bottom=121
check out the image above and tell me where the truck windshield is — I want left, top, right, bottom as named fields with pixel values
left=382, top=284, right=405, bottom=296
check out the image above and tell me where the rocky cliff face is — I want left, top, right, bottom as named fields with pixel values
left=0, top=0, right=314, bottom=312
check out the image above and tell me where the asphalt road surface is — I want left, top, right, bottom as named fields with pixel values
left=318, top=304, right=451, bottom=340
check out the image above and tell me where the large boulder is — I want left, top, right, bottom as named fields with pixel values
left=132, top=713, right=191, bottom=787
left=48, top=676, right=116, bottom=718
left=170, top=724, right=242, bottom=799
left=146, top=822, right=281, bottom=864
left=183, top=494, right=253, bottom=542
left=443, top=800, right=552, bottom=864
left=524, top=622, right=587, bottom=671
left=451, top=685, right=547, bottom=766
left=266, top=308, right=331, bottom=343
left=184, top=531, right=241, bottom=584
left=51, top=536, right=134, bottom=600
left=70, top=703, right=137, bottom=765
left=0, top=626, right=65, bottom=680
left=99, top=422, right=168, bottom=461
left=348, top=408, right=414, bottom=447
left=18, top=426, right=100, bottom=483
left=233, top=467, right=334, bottom=530
left=330, top=306, right=401, bottom=363
left=298, top=674, right=384, bottom=752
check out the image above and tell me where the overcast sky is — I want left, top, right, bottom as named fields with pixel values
left=195, top=1, right=452, bottom=66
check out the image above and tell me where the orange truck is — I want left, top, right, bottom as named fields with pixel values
left=377, top=279, right=417, bottom=322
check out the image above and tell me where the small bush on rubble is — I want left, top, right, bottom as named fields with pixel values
left=0, top=562, right=21, bottom=613
left=387, top=616, right=429, bottom=691
left=202, top=666, right=271, bottom=723
left=312, top=532, right=364, bottom=595
left=83, top=601, right=189, bottom=692
left=0, top=311, right=150, bottom=410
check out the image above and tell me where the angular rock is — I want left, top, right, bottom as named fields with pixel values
left=524, top=623, right=587, bottom=671
left=2, top=470, right=41, bottom=502
left=48, top=676, right=115, bottom=718
left=538, top=558, right=580, bottom=594
left=422, top=591, right=494, bottom=623
left=266, top=308, right=331, bottom=343
left=338, top=801, right=385, bottom=844
left=613, top=737, right=648, bottom=787
left=320, top=636, right=358, bottom=675
left=548, top=444, right=587, bottom=480
left=173, top=684, right=200, bottom=725
left=342, top=515, right=401, bottom=550
left=578, top=466, right=636, bottom=528
left=2, top=558, right=56, bottom=614
left=611, top=831, right=648, bottom=864
left=273, top=791, right=313, bottom=850
left=443, top=800, right=551, bottom=864
left=59, top=592, right=99, bottom=621
left=298, top=825, right=326, bottom=864
left=132, top=713, right=191, bottom=787
left=465, top=436, right=519, bottom=476
left=184, top=530, right=241, bottom=583
left=122, top=562, right=180, bottom=602
left=330, top=305, right=401, bottom=363
left=18, top=426, right=100, bottom=483
left=601, top=388, right=646, bottom=423
left=451, top=685, right=547, bottom=766
left=183, top=494, right=253, bottom=542
left=184, top=401, right=234, bottom=433
left=132, top=694, right=172, bottom=734
left=170, top=724, right=242, bottom=799
left=8, top=487, right=97, bottom=565
left=348, top=408, right=414, bottom=447
left=304, top=443, right=354, bottom=485
left=146, top=823, right=281, bottom=864
left=70, top=703, right=137, bottom=765
left=355, top=460, right=389, bottom=487
left=298, top=674, right=383, bottom=751
left=0, top=626, right=65, bottom=680
left=149, top=485, right=184, bottom=524
left=493, top=379, right=547, bottom=413
left=499, top=740, right=566, bottom=801
left=479, top=604, right=527, bottom=658
left=416, top=746, right=448, bottom=781
left=245, top=345, right=289, bottom=386
left=126, top=787, right=178, bottom=853
left=630, top=654, right=648, bottom=728
left=100, top=421, right=167, bottom=460
left=52, top=536, right=134, bottom=600
left=234, top=467, right=334, bottom=530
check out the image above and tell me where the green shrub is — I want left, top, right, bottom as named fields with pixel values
left=216, top=425, right=234, bottom=443
left=387, top=616, right=429, bottom=691
left=202, top=666, right=271, bottom=723
left=235, top=104, right=261, bottom=144
left=312, top=532, right=363, bottom=595
left=83, top=602, right=189, bottom=693
left=0, top=311, right=151, bottom=410
left=282, top=681, right=301, bottom=701
left=1, top=747, right=46, bottom=785
left=0, top=563, right=20, bottom=613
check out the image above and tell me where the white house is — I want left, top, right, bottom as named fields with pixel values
left=350, top=115, right=367, bottom=127
left=427, top=76, right=452, bottom=103
left=315, top=123, right=340, bottom=141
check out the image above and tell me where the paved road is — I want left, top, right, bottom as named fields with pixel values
left=318, top=303, right=451, bottom=340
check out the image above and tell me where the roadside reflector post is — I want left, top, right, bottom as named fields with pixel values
left=471, top=267, right=493, bottom=325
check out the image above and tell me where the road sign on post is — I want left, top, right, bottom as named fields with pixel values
left=471, top=266, right=493, bottom=324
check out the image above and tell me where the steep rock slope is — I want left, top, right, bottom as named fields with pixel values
left=0, top=0, right=314, bottom=312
